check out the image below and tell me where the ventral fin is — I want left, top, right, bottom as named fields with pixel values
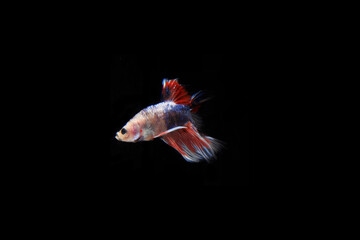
left=153, top=126, right=187, bottom=138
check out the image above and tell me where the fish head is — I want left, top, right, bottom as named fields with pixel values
left=115, top=122, right=142, bottom=142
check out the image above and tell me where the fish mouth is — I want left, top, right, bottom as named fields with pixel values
left=115, top=133, right=121, bottom=141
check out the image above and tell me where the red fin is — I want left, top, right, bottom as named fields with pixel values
left=162, top=79, right=209, bottom=112
left=161, top=122, right=221, bottom=162
left=162, top=79, right=192, bottom=105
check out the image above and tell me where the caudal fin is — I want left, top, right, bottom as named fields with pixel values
left=162, top=79, right=208, bottom=113
left=161, top=122, right=222, bottom=162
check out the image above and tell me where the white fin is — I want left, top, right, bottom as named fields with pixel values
left=154, top=126, right=187, bottom=138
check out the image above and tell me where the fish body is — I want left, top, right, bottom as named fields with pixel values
left=115, top=79, right=221, bottom=162
left=117, top=101, right=190, bottom=142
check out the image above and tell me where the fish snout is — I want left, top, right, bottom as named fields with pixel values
left=115, top=132, right=122, bottom=141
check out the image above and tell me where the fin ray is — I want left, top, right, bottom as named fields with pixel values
left=162, top=79, right=191, bottom=105
left=162, top=79, right=209, bottom=113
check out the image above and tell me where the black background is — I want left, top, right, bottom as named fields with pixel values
left=110, top=54, right=253, bottom=186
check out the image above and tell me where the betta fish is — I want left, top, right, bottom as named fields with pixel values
left=115, top=79, right=221, bottom=162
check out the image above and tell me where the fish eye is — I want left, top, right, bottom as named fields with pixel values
left=121, top=128, right=127, bottom=135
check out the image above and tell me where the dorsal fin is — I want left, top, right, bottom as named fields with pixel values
left=162, top=79, right=191, bottom=105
